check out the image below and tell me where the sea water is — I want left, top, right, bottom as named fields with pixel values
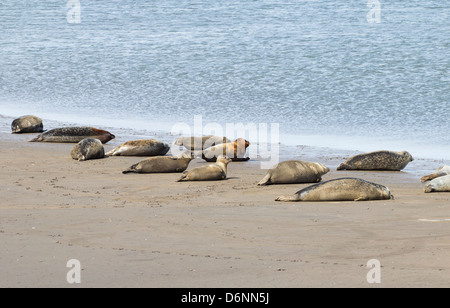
left=0, top=1, right=449, bottom=160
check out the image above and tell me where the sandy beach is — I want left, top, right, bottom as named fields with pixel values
left=1, top=115, right=450, bottom=288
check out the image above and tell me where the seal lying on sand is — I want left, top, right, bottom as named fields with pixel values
left=424, top=175, right=450, bottom=193
left=71, top=138, right=105, bottom=161
left=258, top=160, right=330, bottom=186
left=106, top=139, right=170, bottom=156
left=202, top=138, right=250, bottom=162
left=29, top=127, right=115, bottom=144
left=275, top=178, right=393, bottom=202
left=11, top=115, right=43, bottom=133
left=177, top=156, right=232, bottom=182
left=123, top=152, right=194, bottom=174
left=337, top=151, right=413, bottom=171
left=174, top=135, right=230, bottom=151
left=421, top=166, right=450, bottom=182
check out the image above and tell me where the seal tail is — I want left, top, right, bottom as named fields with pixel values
left=257, top=173, right=271, bottom=186
left=275, top=195, right=299, bottom=202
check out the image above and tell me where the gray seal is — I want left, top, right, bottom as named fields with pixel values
left=106, top=139, right=170, bottom=156
left=11, top=115, right=43, bottom=133
left=275, top=177, right=393, bottom=202
left=123, top=152, right=194, bottom=174
left=258, top=160, right=330, bottom=186
left=29, top=127, right=115, bottom=144
left=337, top=151, right=413, bottom=171
left=421, top=166, right=450, bottom=182
left=70, top=138, right=105, bottom=161
left=177, top=156, right=232, bottom=182
left=424, top=175, right=450, bottom=193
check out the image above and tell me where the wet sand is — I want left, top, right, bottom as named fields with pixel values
left=1, top=115, right=450, bottom=288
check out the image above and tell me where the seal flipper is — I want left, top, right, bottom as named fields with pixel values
left=122, top=163, right=139, bottom=174
left=257, top=173, right=272, bottom=186
left=275, top=195, right=300, bottom=202
left=177, top=171, right=189, bottom=182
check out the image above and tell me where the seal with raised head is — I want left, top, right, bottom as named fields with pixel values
left=337, top=150, right=414, bottom=171
left=123, top=152, right=194, bottom=174
left=174, top=135, right=231, bottom=151
left=421, top=166, right=450, bottom=182
left=29, top=127, right=115, bottom=144
left=70, top=138, right=105, bottom=161
left=106, top=139, right=170, bottom=156
left=177, top=156, right=232, bottom=182
left=424, top=175, right=450, bottom=193
left=275, top=177, right=393, bottom=202
left=11, top=115, right=43, bottom=133
left=257, top=160, right=330, bottom=186
left=202, top=138, right=250, bottom=162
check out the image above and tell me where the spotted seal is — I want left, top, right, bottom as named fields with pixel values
left=106, top=139, right=170, bottom=156
left=11, top=115, right=43, bottom=133
left=30, top=127, right=115, bottom=144
left=177, top=156, right=232, bottom=182
left=275, top=177, right=393, bottom=202
left=70, top=138, right=105, bottom=161
left=337, top=151, right=413, bottom=171
left=258, top=160, right=330, bottom=186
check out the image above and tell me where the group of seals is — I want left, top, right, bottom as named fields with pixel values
left=10, top=115, right=449, bottom=198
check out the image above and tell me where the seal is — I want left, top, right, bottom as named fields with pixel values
left=257, top=160, right=330, bottom=186
left=337, top=150, right=413, bottom=171
left=106, top=139, right=170, bottom=156
left=421, top=166, right=450, bottom=182
left=202, top=138, right=250, bottom=162
left=177, top=156, right=232, bottom=182
left=70, top=138, right=105, bottom=161
left=424, top=175, right=450, bottom=193
left=29, top=127, right=115, bottom=144
left=174, top=135, right=231, bottom=151
left=123, top=152, right=194, bottom=174
left=275, top=177, right=393, bottom=202
left=11, top=115, right=43, bottom=133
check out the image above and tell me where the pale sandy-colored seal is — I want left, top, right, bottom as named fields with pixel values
left=421, top=166, right=450, bottom=182
left=202, top=138, right=250, bottom=162
left=337, top=151, right=413, bottom=171
left=106, top=139, right=170, bottom=156
left=30, top=127, right=115, bottom=144
left=257, top=160, right=330, bottom=186
left=70, top=138, right=105, bottom=161
left=177, top=156, right=232, bottom=182
left=275, top=177, right=393, bottom=202
left=122, top=152, right=194, bottom=174
left=174, top=135, right=231, bottom=151
left=424, top=175, right=450, bottom=193
left=11, top=115, right=43, bottom=133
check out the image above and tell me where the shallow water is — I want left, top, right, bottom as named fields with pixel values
left=0, top=1, right=449, bottom=159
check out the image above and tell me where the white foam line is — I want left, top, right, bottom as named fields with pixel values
left=417, top=218, right=450, bottom=222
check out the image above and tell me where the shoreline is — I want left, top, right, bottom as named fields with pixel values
left=1, top=114, right=450, bottom=287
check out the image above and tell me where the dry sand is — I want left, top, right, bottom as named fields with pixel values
left=1, top=115, right=450, bottom=288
